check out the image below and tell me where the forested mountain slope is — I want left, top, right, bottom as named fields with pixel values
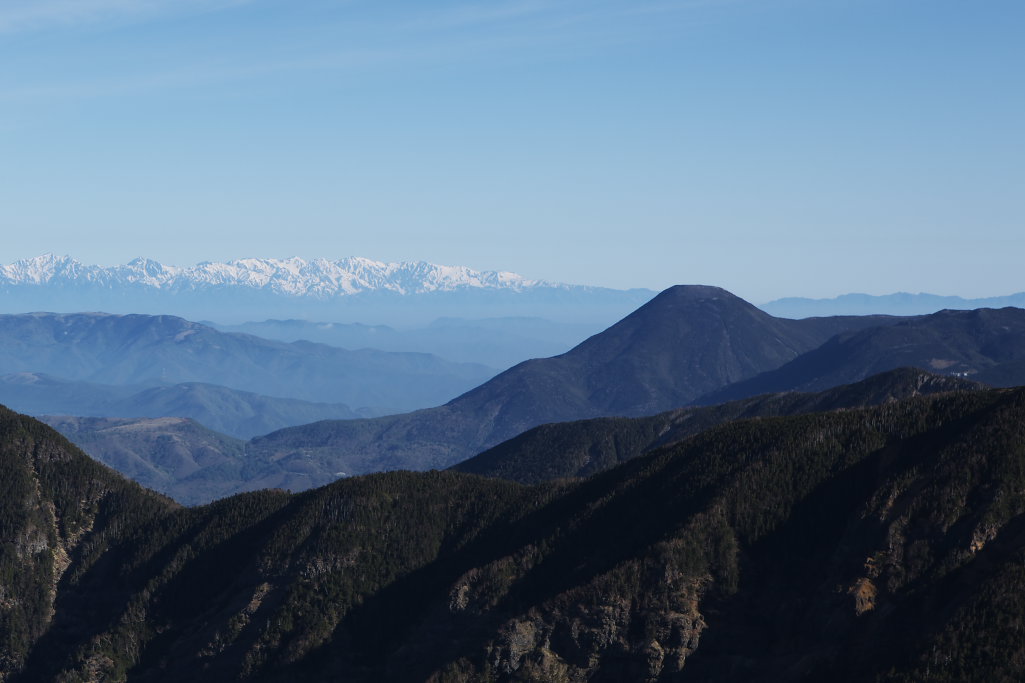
left=7, top=387, right=1025, bottom=680
left=453, top=368, right=984, bottom=484
left=702, top=307, right=1025, bottom=404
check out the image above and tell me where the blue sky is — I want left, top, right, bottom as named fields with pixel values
left=1, top=0, right=1022, bottom=302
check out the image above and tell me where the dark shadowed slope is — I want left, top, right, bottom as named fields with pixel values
left=248, top=285, right=903, bottom=478
left=0, top=407, right=176, bottom=678
left=452, top=368, right=986, bottom=484
left=467, top=284, right=901, bottom=421
left=702, top=307, right=1025, bottom=404
left=9, top=389, right=1025, bottom=680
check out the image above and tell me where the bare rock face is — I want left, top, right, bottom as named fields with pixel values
left=472, top=583, right=709, bottom=682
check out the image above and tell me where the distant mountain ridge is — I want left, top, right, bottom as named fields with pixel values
left=761, top=290, right=1025, bottom=317
left=33, top=283, right=1025, bottom=505
left=701, top=307, right=1025, bottom=404
left=239, top=287, right=1025, bottom=484
left=3, top=373, right=364, bottom=439
left=243, top=286, right=904, bottom=478
left=0, top=254, right=654, bottom=324
left=0, top=312, right=494, bottom=413
left=209, top=316, right=598, bottom=368
left=50, top=368, right=975, bottom=505
left=453, top=368, right=986, bottom=485
left=0, top=253, right=559, bottom=297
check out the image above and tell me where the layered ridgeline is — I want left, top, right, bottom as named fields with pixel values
left=8, top=387, right=1025, bottom=680
left=239, top=289, right=1025, bottom=485
left=0, top=254, right=652, bottom=325
left=244, top=286, right=901, bottom=477
left=44, top=369, right=971, bottom=505
left=44, top=287, right=1025, bottom=503
left=453, top=368, right=985, bottom=484
left=7, top=374, right=361, bottom=439
left=700, top=307, right=1025, bottom=405
left=210, top=317, right=600, bottom=369
left=0, top=312, right=495, bottom=421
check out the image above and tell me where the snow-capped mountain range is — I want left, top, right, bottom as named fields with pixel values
left=0, top=254, right=653, bottom=325
left=0, top=254, right=558, bottom=298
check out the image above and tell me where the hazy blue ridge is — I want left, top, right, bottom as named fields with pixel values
left=1, top=373, right=367, bottom=439
left=761, top=291, right=1025, bottom=318
left=209, top=316, right=602, bottom=368
left=0, top=312, right=496, bottom=414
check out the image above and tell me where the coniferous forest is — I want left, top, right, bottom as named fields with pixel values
left=6, top=379, right=1025, bottom=680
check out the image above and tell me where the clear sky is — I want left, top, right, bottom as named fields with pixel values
left=1, top=0, right=1022, bottom=302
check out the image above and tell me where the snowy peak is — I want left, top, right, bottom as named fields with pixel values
left=0, top=255, right=561, bottom=298
left=0, top=253, right=91, bottom=284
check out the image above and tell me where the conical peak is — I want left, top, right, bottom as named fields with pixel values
left=634, top=284, right=756, bottom=315
left=584, top=285, right=768, bottom=342
left=657, top=284, right=737, bottom=301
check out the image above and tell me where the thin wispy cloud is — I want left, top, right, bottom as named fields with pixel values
left=0, top=0, right=756, bottom=105
left=399, top=0, right=742, bottom=33
left=0, top=47, right=400, bottom=104
left=398, top=0, right=566, bottom=32
left=0, top=0, right=249, bottom=34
